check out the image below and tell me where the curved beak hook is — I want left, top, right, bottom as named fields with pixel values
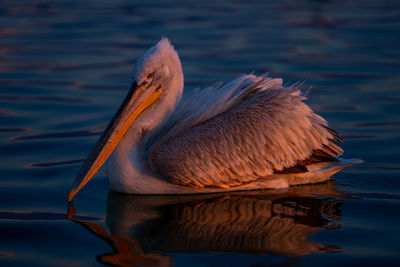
left=68, top=82, right=163, bottom=202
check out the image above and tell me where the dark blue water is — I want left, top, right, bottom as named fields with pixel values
left=1, top=0, right=400, bottom=266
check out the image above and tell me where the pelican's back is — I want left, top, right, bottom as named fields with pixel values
left=149, top=75, right=343, bottom=189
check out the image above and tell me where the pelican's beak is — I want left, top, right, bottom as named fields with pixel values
left=68, top=82, right=163, bottom=201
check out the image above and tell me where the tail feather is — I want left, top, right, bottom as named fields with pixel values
left=304, top=158, right=363, bottom=180
left=275, top=158, right=363, bottom=188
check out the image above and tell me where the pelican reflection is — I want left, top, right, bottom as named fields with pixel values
left=68, top=182, right=348, bottom=266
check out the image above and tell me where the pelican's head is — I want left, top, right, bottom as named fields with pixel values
left=134, top=38, right=183, bottom=96
left=68, top=38, right=184, bottom=201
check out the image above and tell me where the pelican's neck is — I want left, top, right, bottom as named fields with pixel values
left=108, top=76, right=184, bottom=193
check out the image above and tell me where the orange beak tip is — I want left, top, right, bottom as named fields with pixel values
left=68, top=189, right=76, bottom=202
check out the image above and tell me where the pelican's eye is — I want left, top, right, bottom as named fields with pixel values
left=146, top=73, right=154, bottom=80
left=141, top=72, right=154, bottom=86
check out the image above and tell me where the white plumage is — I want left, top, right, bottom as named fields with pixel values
left=68, top=38, right=361, bottom=201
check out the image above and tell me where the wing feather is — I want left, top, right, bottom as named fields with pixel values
left=149, top=75, right=343, bottom=188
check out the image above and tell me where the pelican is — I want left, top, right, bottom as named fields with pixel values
left=68, top=38, right=360, bottom=201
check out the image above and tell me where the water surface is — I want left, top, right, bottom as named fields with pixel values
left=1, top=0, right=400, bottom=266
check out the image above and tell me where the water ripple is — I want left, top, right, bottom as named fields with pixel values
left=342, top=134, right=376, bottom=140
left=0, top=210, right=102, bottom=222
left=26, top=159, right=84, bottom=168
left=353, top=121, right=400, bottom=127
left=0, top=127, right=29, bottom=133
left=349, top=192, right=400, bottom=201
left=9, top=129, right=101, bottom=142
left=0, top=94, right=91, bottom=103
left=0, top=108, right=17, bottom=116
